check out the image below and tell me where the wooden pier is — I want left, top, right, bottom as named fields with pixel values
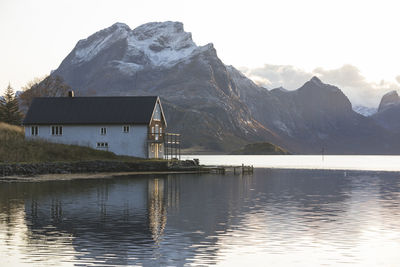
left=205, top=164, right=254, bottom=175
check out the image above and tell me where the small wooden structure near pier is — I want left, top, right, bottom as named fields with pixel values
left=164, top=133, right=181, bottom=160
left=205, top=164, right=254, bottom=175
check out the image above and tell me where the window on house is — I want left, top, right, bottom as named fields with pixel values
left=100, top=127, right=107, bottom=135
left=151, top=143, right=155, bottom=152
left=159, top=144, right=163, bottom=152
left=153, top=103, right=161, bottom=121
left=96, top=142, right=108, bottom=148
left=155, top=125, right=159, bottom=140
left=123, top=126, right=129, bottom=133
left=31, top=126, right=38, bottom=136
left=151, top=126, right=155, bottom=135
left=51, top=126, right=63, bottom=136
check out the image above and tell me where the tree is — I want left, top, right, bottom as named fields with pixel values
left=0, top=84, right=23, bottom=125
left=19, top=75, right=71, bottom=113
left=21, top=76, right=46, bottom=92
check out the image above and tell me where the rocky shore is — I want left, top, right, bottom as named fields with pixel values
left=0, top=159, right=200, bottom=177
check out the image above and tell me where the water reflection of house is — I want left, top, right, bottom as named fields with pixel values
left=148, top=179, right=167, bottom=242
left=21, top=177, right=183, bottom=266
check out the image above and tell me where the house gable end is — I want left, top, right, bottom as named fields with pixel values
left=149, top=97, right=167, bottom=127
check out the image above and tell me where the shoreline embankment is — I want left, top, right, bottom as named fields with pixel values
left=0, top=159, right=203, bottom=179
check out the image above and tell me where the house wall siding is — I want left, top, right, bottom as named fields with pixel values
left=24, top=124, right=148, bottom=158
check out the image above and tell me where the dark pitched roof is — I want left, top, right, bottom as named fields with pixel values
left=23, top=96, right=159, bottom=125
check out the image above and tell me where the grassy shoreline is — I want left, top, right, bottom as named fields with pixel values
left=0, top=159, right=202, bottom=177
left=0, top=122, right=145, bottom=163
left=0, top=122, right=202, bottom=178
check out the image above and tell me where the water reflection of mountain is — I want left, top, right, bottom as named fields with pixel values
left=22, top=177, right=173, bottom=266
left=1, top=169, right=400, bottom=266
left=18, top=174, right=257, bottom=266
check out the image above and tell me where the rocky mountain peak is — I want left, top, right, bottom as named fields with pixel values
left=126, top=22, right=209, bottom=69
left=72, top=22, right=130, bottom=64
left=133, top=21, right=184, bottom=39
left=378, top=90, right=400, bottom=112
left=300, top=76, right=340, bottom=93
left=310, top=76, right=323, bottom=85
left=297, top=76, right=352, bottom=115
left=111, top=22, right=131, bottom=31
left=131, top=21, right=196, bottom=51
left=62, top=21, right=212, bottom=70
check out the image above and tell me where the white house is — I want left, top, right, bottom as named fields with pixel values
left=23, top=94, right=167, bottom=158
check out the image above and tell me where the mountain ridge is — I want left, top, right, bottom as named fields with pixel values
left=40, top=21, right=400, bottom=154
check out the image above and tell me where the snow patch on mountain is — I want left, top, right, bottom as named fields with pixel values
left=73, top=23, right=130, bottom=64
left=70, top=21, right=210, bottom=69
left=127, top=21, right=197, bottom=67
left=353, top=105, right=377, bottom=116
left=110, top=61, right=143, bottom=75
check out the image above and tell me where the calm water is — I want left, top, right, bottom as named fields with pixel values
left=182, top=155, right=400, bottom=172
left=1, top=164, right=400, bottom=266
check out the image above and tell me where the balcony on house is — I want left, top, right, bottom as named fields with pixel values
left=148, top=133, right=181, bottom=160
left=148, top=133, right=164, bottom=143
left=164, top=133, right=181, bottom=160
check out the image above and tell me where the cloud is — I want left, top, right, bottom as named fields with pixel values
left=240, top=64, right=400, bottom=108
left=239, top=64, right=313, bottom=90
left=313, top=65, right=400, bottom=107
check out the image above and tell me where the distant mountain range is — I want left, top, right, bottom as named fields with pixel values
left=45, top=21, right=400, bottom=154
left=352, top=105, right=377, bottom=117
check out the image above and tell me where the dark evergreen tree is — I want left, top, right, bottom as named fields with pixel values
left=0, top=84, right=23, bottom=125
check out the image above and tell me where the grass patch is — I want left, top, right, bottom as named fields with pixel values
left=0, top=122, right=145, bottom=163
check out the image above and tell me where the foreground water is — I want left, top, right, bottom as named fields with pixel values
left=1, top=168, right=400, bottom=266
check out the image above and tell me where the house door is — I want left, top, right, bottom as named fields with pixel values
left=155, top=144, right=159, bottom=158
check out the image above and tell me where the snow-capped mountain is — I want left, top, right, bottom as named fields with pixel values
left=54, top=21, right=222, bottom=97
left=71, top=22, right=207, bottom=70
left=45, top=21, right=400, bottom=154
left=58, top=22, right=212, bottom=81
left=53, top=21, right=281, bottom=151
left=352, top=105, right=377, bottom=116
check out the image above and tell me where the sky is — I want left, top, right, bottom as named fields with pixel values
left=1, top=0, right=400, bottom=107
